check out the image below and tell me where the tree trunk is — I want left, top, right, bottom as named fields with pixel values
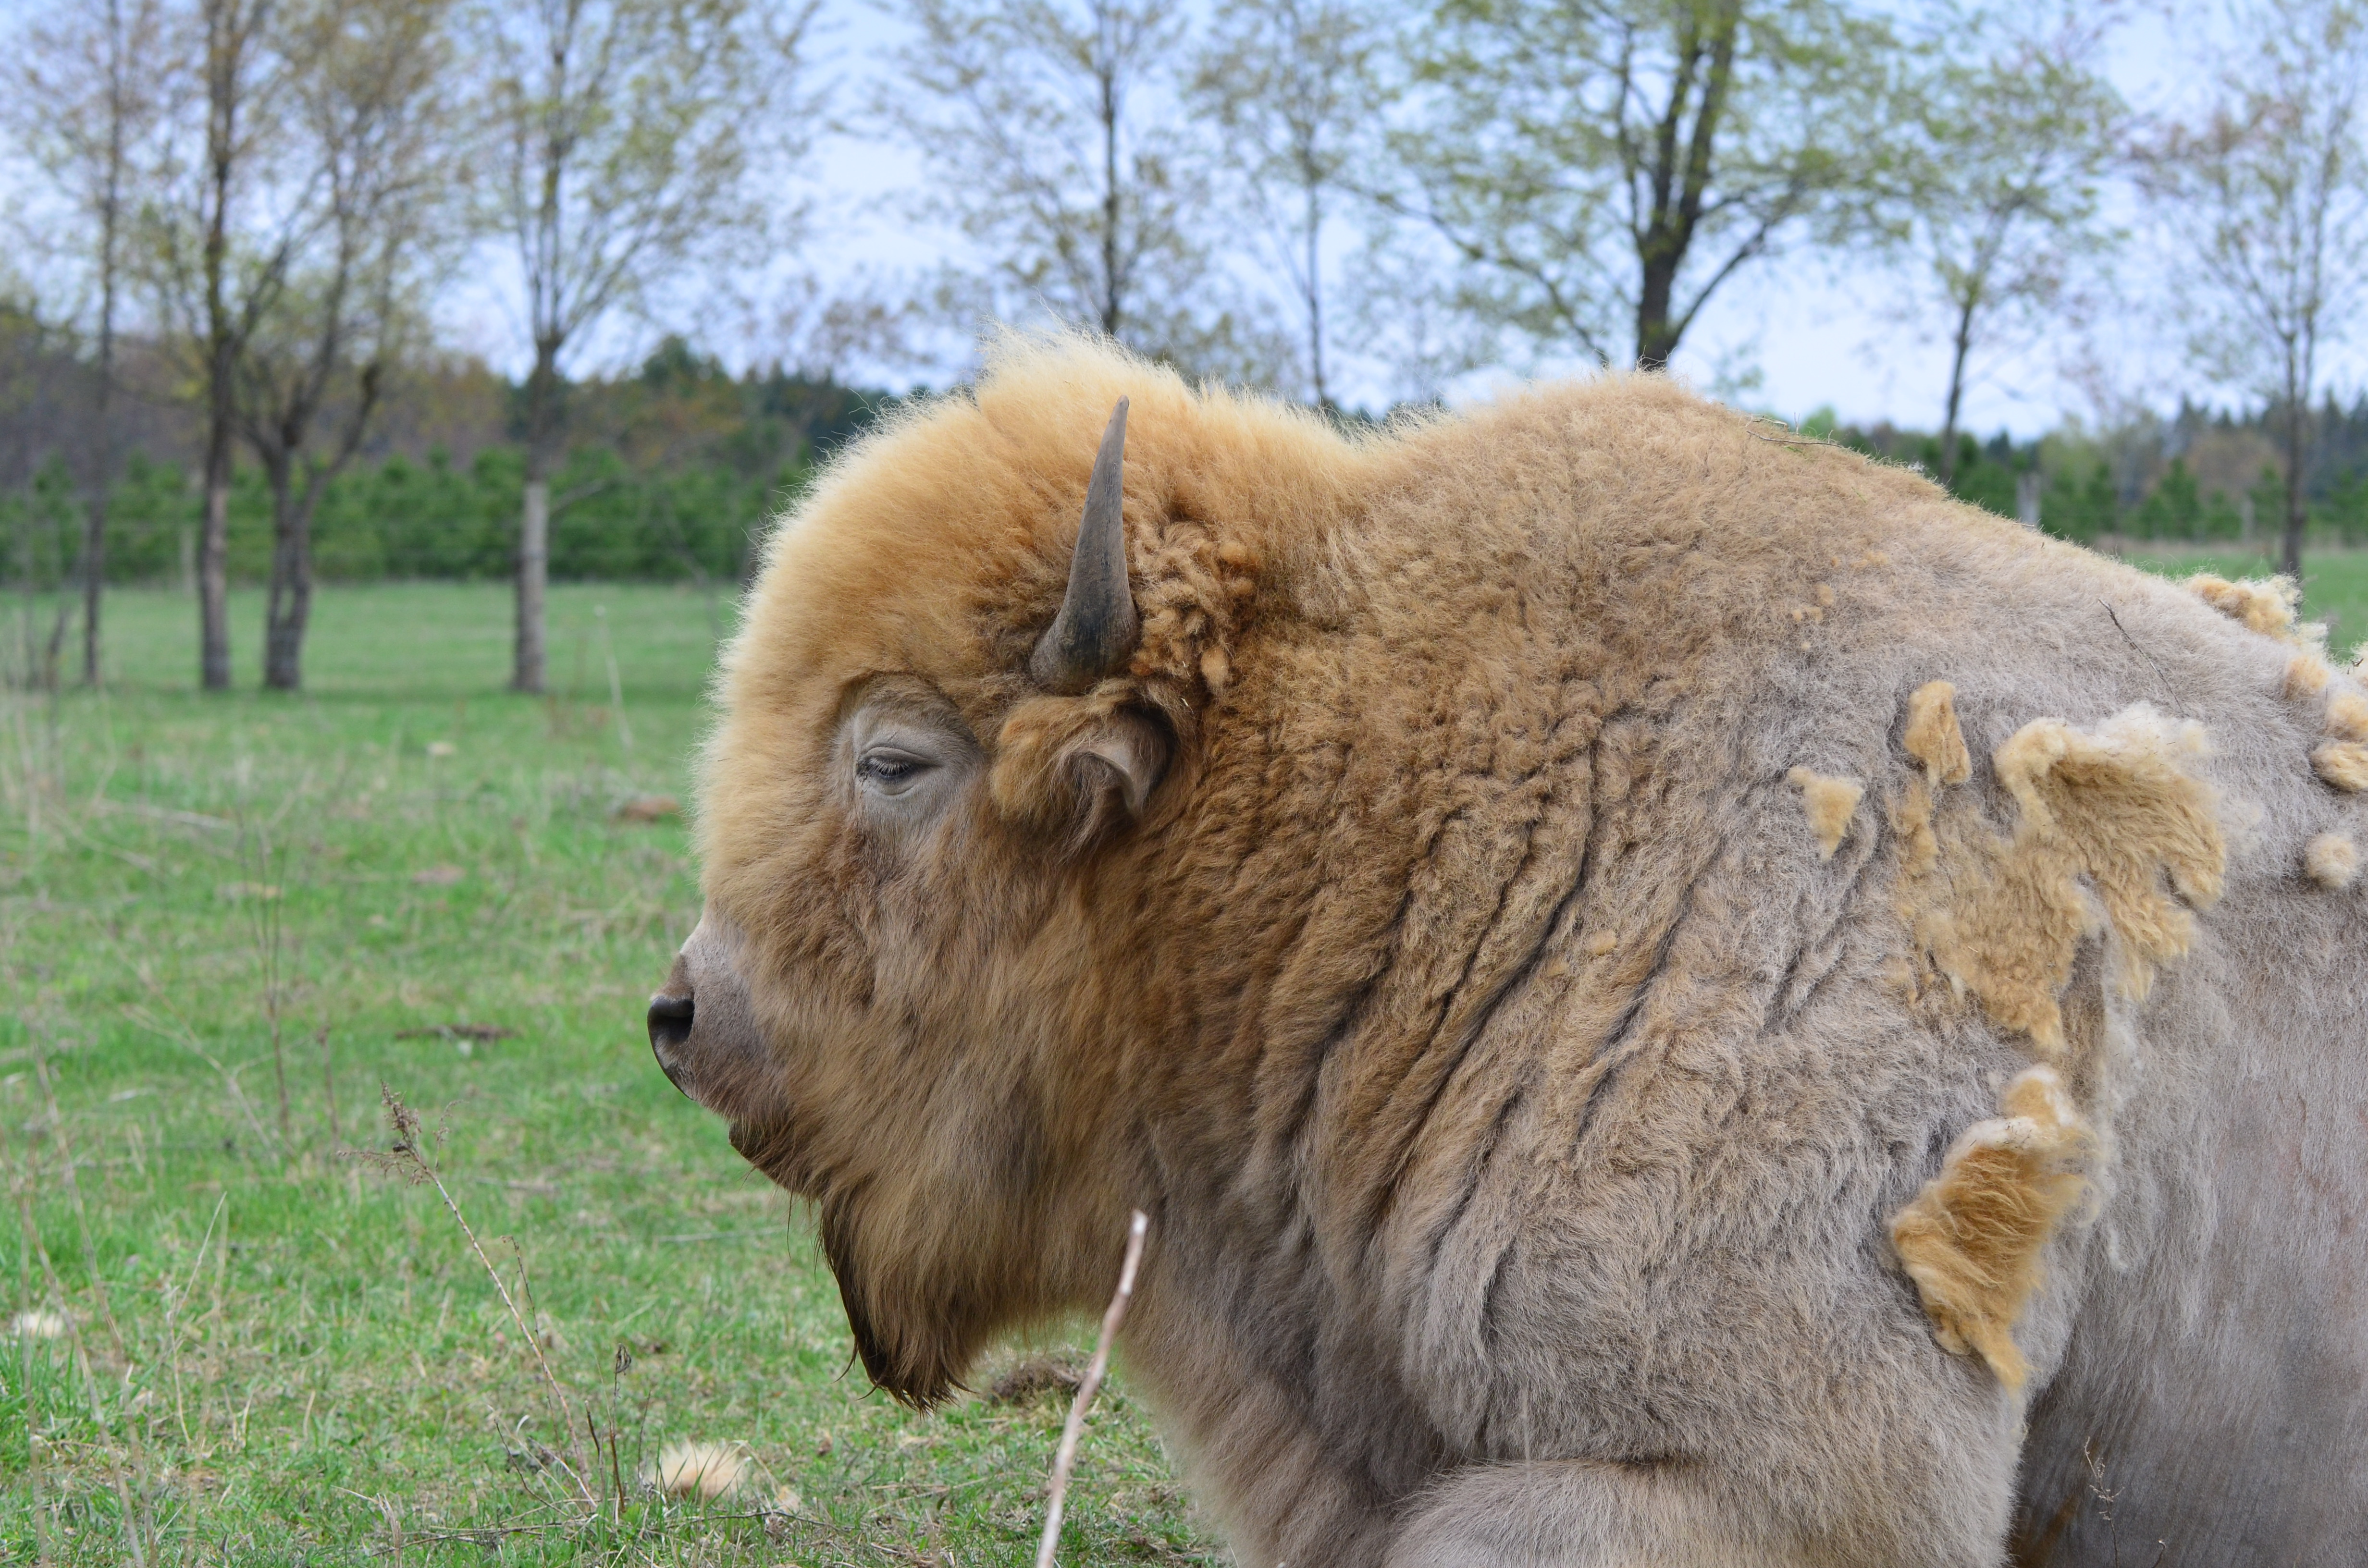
left=200, top=5, right=235, bottom=693
left=199, top=446, right=233, bottom=690
left=262, top=462, right=309, bottom=690
left=262, top=561, right=308, bottom=691
left=42, top=598, right=73, bottom=691
left=515, top=475, right=550, bottom=694
left=81, top=476, right=109, bottom=688
left=1635, top=276, right=1681, bottom=370
left=1938, top=292, right=1977, bottom=489
left=84, top=270, right=117, bottom=688
left=516, top=345, right=560, bottom=694
left=1099, top=48, right=1122, bottom=338
left=518, top=348, right=563, bottom=696
left=2281, top=394, right=2306, bottom=583
left=1631, top=8, right=1736, bottom=371
left=84, top=20, right=126, bottom=691
left=1305, top=179, right=1327, bottom=408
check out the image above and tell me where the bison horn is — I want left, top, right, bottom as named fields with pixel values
left=1030, top=398, right=1139, bottom=694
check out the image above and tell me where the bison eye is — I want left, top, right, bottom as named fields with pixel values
left=842, top=692, right=979, bottom=830
left=855, top=749, right=930, bottom=794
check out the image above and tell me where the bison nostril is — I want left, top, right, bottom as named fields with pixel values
left=647, top=993, right=695, bottom=1055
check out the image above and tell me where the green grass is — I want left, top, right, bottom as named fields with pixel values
left=0, top=584, right=1218, bottom=1566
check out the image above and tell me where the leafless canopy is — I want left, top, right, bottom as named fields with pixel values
left=2137, top=0, right=2368, bottom=578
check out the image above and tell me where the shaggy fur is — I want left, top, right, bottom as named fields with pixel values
left=671, top=337, right=2368, bottom=1567
left=1906, top=680, right=1974, bottom=785
left=2305, top=831, right=2359, bottom=889
left=2284, top=651, right=2333, bottom=700
left=1787, top=766, right=1864, bottom=858
left=1891, top=704, right=2224, bottom=1055
left=2312, top=739, right=2368, bottom=791
left=2325, top=690, right=2368, bottom=743
left=1891, top=1067, right=2094, bottom=1389
left=2183, top=572, right=2318, bottom=646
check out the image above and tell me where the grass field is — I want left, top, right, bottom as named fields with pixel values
left=2, top=549, right=2357, bottom=1567
left=1, top=584, right=1218, bottom=1566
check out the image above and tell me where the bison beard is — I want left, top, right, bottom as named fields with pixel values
left=819, top=1197, right=904, bottom=1398
left=665, top=337, right=2368, bottom=1567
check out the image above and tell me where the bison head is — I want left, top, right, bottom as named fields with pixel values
left=648, top=342, right=1320, bottom=1404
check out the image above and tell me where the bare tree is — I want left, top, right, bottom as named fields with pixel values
left=2139, top=0, right=2368, bottom=580
left=137, top=0, right=315, bottom=690
left=1190, top=0, right=1389, bottom=406
left=0, top=297, right=90, bottom=691
left=193, top=0, right=294, bottom=691
left=469, top=0, right=814, bottom=695
left=886, top=0, right=1272, bottom=377
left=6, top=0, right=174, bottom=685
left=238, top=0, right=456, bottom=691
left=1891, top=2, right=2124, bottom=484
left=1384, top=0, right=1913, bottom=371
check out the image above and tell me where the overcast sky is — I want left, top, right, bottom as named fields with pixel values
left=10, top=0, right=2364, bottom=436
left=654, top=0, right=2366, bottom=436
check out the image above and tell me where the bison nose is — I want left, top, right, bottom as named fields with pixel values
left=649, top=992, right=696, bottom=1050
left=648, top=992, right=695, bottom=1091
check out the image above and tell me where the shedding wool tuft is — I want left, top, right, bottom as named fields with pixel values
left=2286, top=652, right=2334, bottom=700
left=1893, top=703, right=2225, bottom=1055
left=2184, top=573, right=2323, bottom=648
left=2326, top=690, right=2368, bottom=744
left=1787, top=767, right=1864, bottom=859
left=652, top=1441, right=748, bottom=1500
left=2306, top=832, right=2360, bottom=889
left=2313, top=740, right=2368, bottom=793
left=8, top=1309, right=67, bottom=1341
left=1903, top=680, right=1973, bottom=785
left=1889, top=1067, right=2094, bottom=1390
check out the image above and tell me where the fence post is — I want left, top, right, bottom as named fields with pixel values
left=2016, top=469, right=2042, bottom=530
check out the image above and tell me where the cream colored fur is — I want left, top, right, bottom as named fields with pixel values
left=1787, top=767, right=1864, bottom=858
left=1906, top=679, right=1974, bottom=785
left=1891, top=704, right=2223, bottom=1055
left=2183, top=572, right=2320, bottom=647
left=2305, top=831, right=2359, bottom=889
left=1891, top=1067, right=2094, bottom=1388
left=677, top=336, right=2368, bottom=1568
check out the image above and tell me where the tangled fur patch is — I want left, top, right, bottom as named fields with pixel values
left=1891, top=1067, right=2094, bottom=1389
left=1893, top=703, right=2225, bottom=1055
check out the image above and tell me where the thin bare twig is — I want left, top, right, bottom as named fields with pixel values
left=356, top=1090, right=595, bottom=1506
left=1034, top=1209, right=1148, bottom=1568
left=318, top=1025, right=339, bottom=1150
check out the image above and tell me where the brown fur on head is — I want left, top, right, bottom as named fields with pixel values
left=690, top=336, right=1359, bottom=1403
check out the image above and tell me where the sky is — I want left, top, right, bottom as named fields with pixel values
left=658, top=0, right=2363, bottom=437
left=10, top=0, right=2365, bottom=437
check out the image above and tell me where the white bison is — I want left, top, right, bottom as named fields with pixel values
left=649, top=337, right=2367, bottom=1566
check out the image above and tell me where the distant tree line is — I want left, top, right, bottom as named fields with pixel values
left=3, top=0, right=2367, bottom=689
left=0, top=321, right=888, bottom=612
left=1822, top=392, right=2368, bottom=545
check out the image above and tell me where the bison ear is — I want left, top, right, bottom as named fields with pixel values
left=992, top=699, right=1175, bottom=844
left=1063, top=709, right=1172, bottom=843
